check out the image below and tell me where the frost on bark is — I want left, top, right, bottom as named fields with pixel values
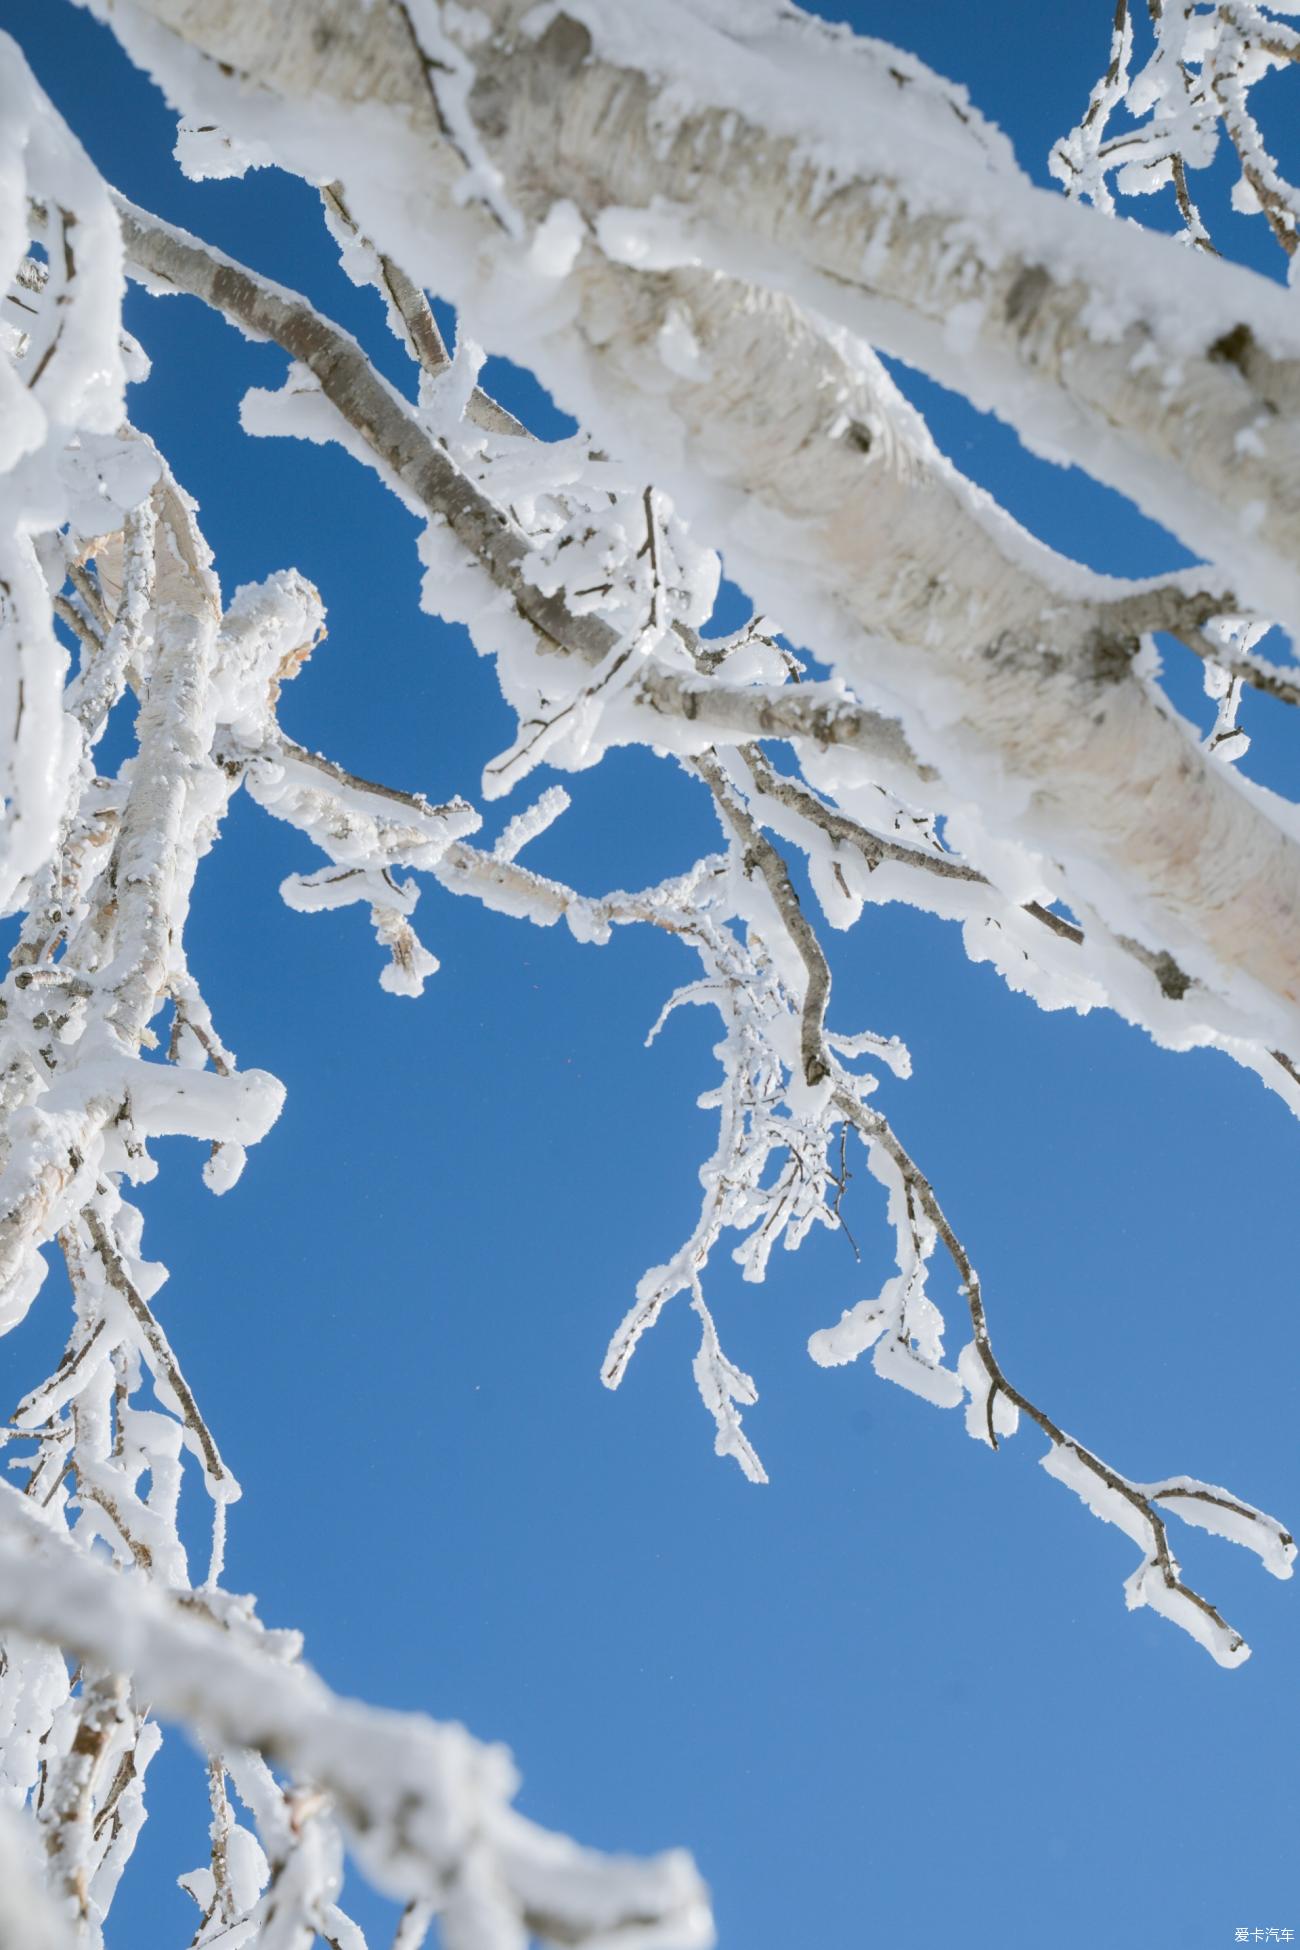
left=2, top=2, right=1300, bottom=1944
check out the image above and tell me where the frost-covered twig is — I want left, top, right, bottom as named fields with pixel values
left=114, top=196, right=621, bottom=678
left=320, top=179, right=527, bottom=439
left=619, top=767, right=1296, bottom=1662
left=831, top=1092, right=1295, bottom=1669
left=0, top=33, right=139, bottom=911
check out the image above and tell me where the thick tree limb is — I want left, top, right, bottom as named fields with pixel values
left=94, top=0, right=1300, bottom=624
left=100, top=30, right=1300, bottom=1041
left=459, top=1, right=1300, bottom=622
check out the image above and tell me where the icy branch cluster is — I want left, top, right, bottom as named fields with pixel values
left=1052, top=0, right=1300, bottom=264
left=0, top=45, right=710, bottom=1950
left=2, top=0, right=1300, bottom=1942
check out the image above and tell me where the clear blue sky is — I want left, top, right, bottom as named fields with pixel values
left=7, top=4, right=1300, bottom=1946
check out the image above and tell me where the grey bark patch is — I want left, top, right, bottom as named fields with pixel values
left=1150, top=951, right=1191, bottom=1001
left=1004, top=264, right=1051, bottom=331
left=534, top=12, right=594, bottom=77
left=1208, top=322, right=1255, bottom=375
left=1083, top=626, right=1138, bottom=687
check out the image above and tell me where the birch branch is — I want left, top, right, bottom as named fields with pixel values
left=98, top=0, right=1300, bottom=620
left=693, top=783, right=1296, bottom=1665
left=109, top=144, right=1300, bottom=1046
left=0, top=1483, right=713, bottom=1949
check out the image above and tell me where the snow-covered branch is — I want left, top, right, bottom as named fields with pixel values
left=116, top=197, right=1300, bottom=1061
left=0, top=44, right=715, bottom=1933
left=0, top=30, right=140, bottom=912
left=104, top=57, right=1300, bottom=1054
left=0, top=1484, right=713, bottom=1950
left=671, top=753, right=1296, bottom=1664
left=88, top=0, right=1300, bottom=620
left=830, top=1092, right=1295, bottom=1670
left=6, top=3, right=1300, bottom=1937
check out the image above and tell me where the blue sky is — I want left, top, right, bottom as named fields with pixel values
left=8, top=3, right=1300, bottom=1946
